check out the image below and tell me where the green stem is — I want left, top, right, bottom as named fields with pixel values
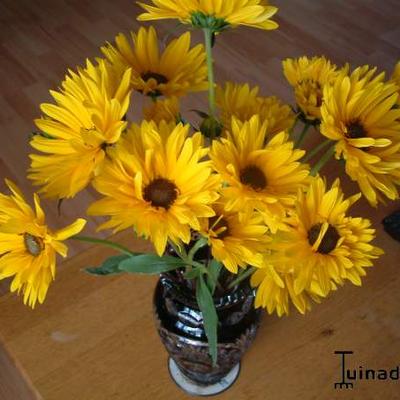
left=168, top=240, right=187, bottom=260
left=203, top=28, right=216, bottom=119
left=192, top=260, right=208, bottom=270
left=73, top=235, right=205, bottom=272
left=295, top=123, right=311, bottom=148
left=310, top=144, right=336, bottom=176
left=228, top=266, right=257, bottom=289
left=288, top=116, right=298, bottom=139
left=168, top=240, right=207, bottom=272
left=71, top=235, right=134, bottom=256
left=187, top=237, right=208, bottom=262
left=303, top=139, right=333, bottom=163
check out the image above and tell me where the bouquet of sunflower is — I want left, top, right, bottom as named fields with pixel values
left=1, top=0, right=399, bottom=378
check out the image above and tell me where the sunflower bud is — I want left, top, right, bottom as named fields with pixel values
left=200, top=115, right=223, bottom=139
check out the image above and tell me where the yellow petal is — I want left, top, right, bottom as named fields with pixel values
left=53, top=218, right=86, bottom=241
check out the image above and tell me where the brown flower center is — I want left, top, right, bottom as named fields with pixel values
left=307, top=223, right=340, bottom=254
left=240, top=165, right=267, bottom=191
left=141, top=72, right=168, bottom=85
left=316, top=93, right=323, bottom=107
left=24, top=233, right=44, bottom=256
left=140, top=72, right=169, bottom=97
left=143, top=178, right=178, bottom=210
left=209, top=216, right=230, bottom=239
left=346, top=121, right=367, bottom=139
left=101, top=142, right=115, bottom=151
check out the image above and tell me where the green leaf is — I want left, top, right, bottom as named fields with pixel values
left=184, top=265, right=208, bottom=280
left=196, top=274, right=218, bottom=366
left=85, top=254, right=129, bottom=276
left=184, top=268, right=202, bottom=280
left=207, top=260, right=222, bottom=294
left=119, top=254, right=187, bottom=275
left=191, top=109, right=209, bottom=119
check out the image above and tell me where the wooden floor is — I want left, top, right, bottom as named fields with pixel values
left=0, top=0, right=399, bottom=398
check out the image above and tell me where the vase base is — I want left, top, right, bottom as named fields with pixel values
left=168, top=358, right=241, bottom=397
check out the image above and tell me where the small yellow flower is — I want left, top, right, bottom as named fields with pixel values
left=101, top=26, right=208, bottom=98
left=137, top=0, right=279, bottom=32
left=210, top=115, right=309, bottom=233
left=272, top=177, right=383, bottom=298
left=0, top=180, right=86, bottom=308
left=88, top=121, right=220, bottom=256
left=321, top=66, right=400, bottom=206
left=216, top=82, right=295, bottom=136
left=29, top=59, right=132, bottom=199
left=283, top=56, right=341, bottom=122
left=201, top=196, right=270, bottom=274
left=143, top=97, right=180, bottom=124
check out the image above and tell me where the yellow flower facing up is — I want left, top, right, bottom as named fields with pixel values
left=201, top=196, right=270, bottom=274
left=283, top=56, right=341, bottom=121
left=101, top=26, right=208, bottom=98
left=29, top=59, right=132, bottom=199
left=143, top=96, right=180, bottom=124
left=88, top=121, right=220, bottom=256
left=321, top=66, right=400, bottom=206
left=391, top=61, right=400, bottom=105
left=210, top=115, right=309, bottom=233
left=0, top=180, right=86, bottom=308
left=216, top=82, right=295, bottom=136
left=270, top=177, right=383, bottom=301
left=137, top=0, right=279, bottom=32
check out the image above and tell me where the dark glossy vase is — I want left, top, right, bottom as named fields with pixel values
left=153, top=271, right=262, bottom=394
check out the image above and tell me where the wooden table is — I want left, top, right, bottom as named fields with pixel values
left=1, top=204, right=400, bottom=400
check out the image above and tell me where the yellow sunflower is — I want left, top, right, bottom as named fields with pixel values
left=137, top=0, right=279, bottom=32
left=271, top=177, right=383, bottom=299
left=29, top=59, right=132, bottom=199
left=201, top=196, right=270, bottom=273
left=143, top=96, right=180, bottom=124
left=210, top=115, right=309, bottom=233
left=391, top=61, right=400, bottom=105
left=101, top=26, right=208, bottom=98
left=216, top=82, right=295, bottom=135
left=283, top=56, right=341, bottom=122
left=0, top=180, right=86, bottom=308
left=88, top=120, right=220, bottom=256
left=320, top=66, right=400, bottom=206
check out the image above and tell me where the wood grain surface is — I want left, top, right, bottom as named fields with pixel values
left=0, top=209, right=399, bottom=400
left=0, top=0, right=400, bottom=399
